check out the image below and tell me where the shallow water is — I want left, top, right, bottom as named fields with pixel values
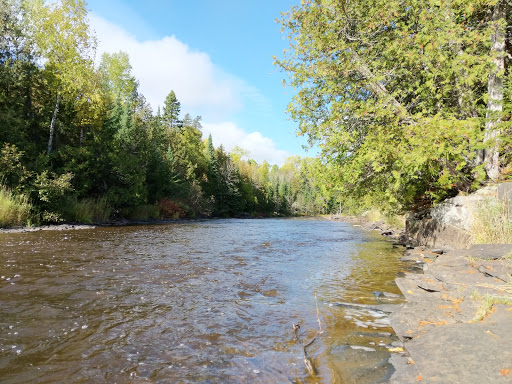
left=0, top=218, right=407, bottom=383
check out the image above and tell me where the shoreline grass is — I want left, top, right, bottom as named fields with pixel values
left=471, top=197, right=512, bottom=243
left=65, top=197, right=112, bottom=224
left=0, top=186, right=34, bottom=228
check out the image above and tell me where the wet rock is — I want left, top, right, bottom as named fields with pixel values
left=328, top=344, right=395, bottom=384
left=355, top=331, right=393, bottom=339
left=332, top=302, right=397, bottom=314
left=373, top=291, right=403, bottom=303
left=0, top=223, right=97, bottom=233
left=349, top=345, right=377, bottom=352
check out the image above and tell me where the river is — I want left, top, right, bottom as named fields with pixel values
left=0, top=218, right=408, bottom=383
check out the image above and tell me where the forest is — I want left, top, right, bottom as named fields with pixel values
left=1, top=0, right=512, bottom=227
left=0, top=0, right=332, bottom=227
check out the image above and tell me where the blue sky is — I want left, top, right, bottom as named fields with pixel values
left=85, top=0, right=316, bottom=164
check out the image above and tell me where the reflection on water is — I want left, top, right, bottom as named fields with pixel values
left=0, top=219, right=407, bottom=383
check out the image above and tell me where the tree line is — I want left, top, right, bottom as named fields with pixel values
left=4, top=0, right=504, bottom=226
left=0, top=0, right=331, bottom=226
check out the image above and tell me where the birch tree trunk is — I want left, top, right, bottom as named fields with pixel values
left=483, top=2, right=505, bottom=181
left=47, top=93, right=60, bottom=155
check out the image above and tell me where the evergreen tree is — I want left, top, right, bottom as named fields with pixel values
left=162, top=90, right=181, bottom=130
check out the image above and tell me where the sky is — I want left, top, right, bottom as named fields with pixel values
left=84, top=0, right=316, bottom=165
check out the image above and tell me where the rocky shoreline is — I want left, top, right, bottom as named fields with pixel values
left=334, top=215, right=512, bottom=383
left=391, top=244, right=512, bottom=383
left=0, top=223, right=98, bottom=234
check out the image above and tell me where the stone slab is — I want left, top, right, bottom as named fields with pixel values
left=476, top=260, right=512, bottom=282
left=405, top=307, right=512, bottom=383
left=466, top=244, right=512, bottom=260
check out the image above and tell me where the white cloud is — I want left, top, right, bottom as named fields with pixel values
left=90, top=14, right=290, bottom=165
left=202, top=122, right=290, bottom=165
left=90, top=14, right=241, bottom=118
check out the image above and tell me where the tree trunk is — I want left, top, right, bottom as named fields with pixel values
left=482, top=2, right=505, bottom=181
left=47, top=93, right=61, bottom=155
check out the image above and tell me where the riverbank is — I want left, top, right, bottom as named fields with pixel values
left=338, top=214, right=512, bottom=383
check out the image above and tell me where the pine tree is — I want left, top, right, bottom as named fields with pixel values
left=162, top=90, right=181, bottom=130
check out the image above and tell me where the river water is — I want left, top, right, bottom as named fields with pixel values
left=0, top=218, right=408, bottom=383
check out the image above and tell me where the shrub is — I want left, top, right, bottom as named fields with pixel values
left=175, top=200, right=195, bottom=218
left=158, top=198, right=186, bottom=219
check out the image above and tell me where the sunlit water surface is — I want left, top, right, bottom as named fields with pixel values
left=0, top=218, right=407, bottom=383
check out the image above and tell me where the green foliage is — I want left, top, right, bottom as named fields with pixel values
left=0, top=144, right=31, bottom=191
left=162, top=90, right=181, bottom=129
left=99, top=51, right=138, bottom=103
left=170, top=122, right=207, bottom=181
left=34, top=170, right=74, bottom=222
left=275, top=0, right=510, bottom=213
left=25, top=0, right=98, bottom=154
left=471, top=293, right=512, bottom=322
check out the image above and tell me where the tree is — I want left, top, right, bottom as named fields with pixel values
left=0, top=0, right=38, bottom=151
left=169, top=115, right=207, bottom=181
left=108, top=101, right=151, bottom=207
left=25, top=0, right=97, bottom=154
left=482, top=1, right=507, bottom=181
left=99, top=51, right=138, bottom=104
left=275, top=0, right=507, bottom=211
left=215, top=145, right=243, bottom=216
left=206, top=134, right=219, bottom=177
left=162, top=90, right=181, bottom=130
